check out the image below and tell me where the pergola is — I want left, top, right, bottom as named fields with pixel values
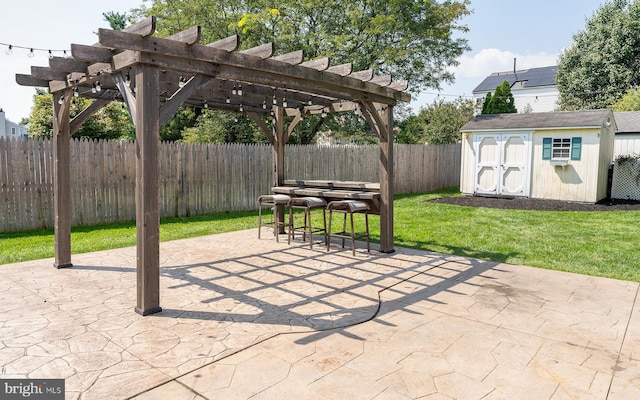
left=16, top=17, right=411, bottom=316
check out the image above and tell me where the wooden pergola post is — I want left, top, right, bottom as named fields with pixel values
left=379, top=105, right=394, bottom=253
left=134, top=64, right=162, bottom=316
left=52, top=90, right=73, bottom=269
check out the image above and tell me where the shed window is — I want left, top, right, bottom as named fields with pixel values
left=552, top=138, right=571, bottom=159
left=542, top=137, right=582, bottom=161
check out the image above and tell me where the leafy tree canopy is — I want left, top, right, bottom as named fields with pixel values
left=556, top=0, right=640, bottom=110
left=27, top=89, right=135, bottom=140
left=610, top=87, right=640, bottom=111
left=481, top=81, right=516, bottom=114
left=396, top=98, right=475, bottom=144
left=132, top=0, right=471, bottom=94
left=129, top=0, right=471, bottom=143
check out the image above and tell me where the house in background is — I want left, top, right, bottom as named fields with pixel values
left=473, top=65, right=558, bottom=114
left=0, top=109, right=28, bottom=139
left=613, top=111, right=640, bottom=156
left=460, top=109, right=615, bottom=203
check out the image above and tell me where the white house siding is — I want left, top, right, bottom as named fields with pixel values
left=511, top=86, right=559, bottom=113
left=614, top=134, right=640, bottom=156
left=530, top=127, right=612, bottom=203
left=0, top=110, right=28, bottom=139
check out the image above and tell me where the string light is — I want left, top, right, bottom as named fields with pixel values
left=1, top=42, right=69, bottom=57
left=237, top=83, right=243, bottom=96
left=178, top=76, right=186, bottom=88
left=57, top=95, right=65, bottom=105
left=95, top=81, right=101, bottom=92
left=73, top=87, right=79, bottom=97
left=203, top=100, right=208, bottom=109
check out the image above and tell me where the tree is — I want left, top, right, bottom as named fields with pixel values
left=481, top=81, right=517, bottom=114
left=132, top=0, right=471, bottom=143
left=133, top=0, right=470, bottom=93
left=182, top=110, right=265, bottom=143
left=481, top=92, right=492, bottom=114
left=556, top=0, right=640, bottom=110
left=397, top=98, right=475, bottom=144
left=27, top=89, right=135, bottom=140
left=103, top=11, right=129, bottom=30
left=610, top=87, right=640, bottom=111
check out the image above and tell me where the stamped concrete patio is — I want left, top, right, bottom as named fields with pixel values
left=1, top=229, right=639, bottom=399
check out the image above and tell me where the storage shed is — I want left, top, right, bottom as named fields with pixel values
left=614, top=111, right=640, bottom=156
left=460, top=110, right=616, bottom=203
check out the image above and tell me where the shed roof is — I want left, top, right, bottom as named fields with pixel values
left=472, top=65, right=557, bottom=93
left=461, top=109, right=613, bottom=132
left=614, top=111, right=640, bottom=134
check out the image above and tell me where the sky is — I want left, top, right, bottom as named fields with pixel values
left=0, top=0, right=609, bottom=123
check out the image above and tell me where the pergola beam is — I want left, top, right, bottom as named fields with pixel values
left=97, top=29, right=409, bottom=104
left=160, top=74, right=211, bottom=126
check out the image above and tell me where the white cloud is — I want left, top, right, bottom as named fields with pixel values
left=455, top=48, right=559, bottom=79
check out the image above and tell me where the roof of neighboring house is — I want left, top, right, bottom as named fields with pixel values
left=613, top=111, right=640, bottom=134
left=472, top=66, right=557, bottom=93
left=461, top=109, right=613, bottom=131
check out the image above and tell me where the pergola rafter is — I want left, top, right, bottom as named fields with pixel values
left=16, top=16, right=411, bottom=316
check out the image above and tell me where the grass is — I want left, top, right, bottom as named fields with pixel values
left=3, top=187, right=640, bottom=282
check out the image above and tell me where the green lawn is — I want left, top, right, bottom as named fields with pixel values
left=2, top=187, right=639, bottom=282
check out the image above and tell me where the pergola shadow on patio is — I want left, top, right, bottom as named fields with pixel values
left=16, top=16, right=410, bottom=316
left=2, top=230, right=639, bottom=399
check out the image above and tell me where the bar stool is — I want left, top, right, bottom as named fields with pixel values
left=257, top=194, right=291, bottom=242
left=287, top=197, right=327, bottom=249
left=326, top=200, right=370, bottom=256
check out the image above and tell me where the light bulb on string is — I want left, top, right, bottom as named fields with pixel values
left=5, top=45, right=12, bottom=55
left=282, top=96, right=288, bottom=108
left=73, top=87, right=79, bottom=97
left=237, top=84, right=242, bottom=96
left=28, top=48, right=34, bottom=58
left=203, top=100, right=208, bottom=109
left=48, top=50, right=53, bottom=59
left=95, top=81, right=101, bottom=92
left=91, top=83, right=97, bottom=94
left=239, top=103, right=244, bottom=112
left=225, top=94, right=230, bottom=104
left=58, top=95, right=65, bottom=105
left=232, top=83, right=237, bottom=96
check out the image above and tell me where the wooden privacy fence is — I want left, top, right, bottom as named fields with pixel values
left=0, top=138, right=460, bottom=232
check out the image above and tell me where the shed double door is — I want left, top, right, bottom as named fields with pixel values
left=474, top=133, right=532, bottom=197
